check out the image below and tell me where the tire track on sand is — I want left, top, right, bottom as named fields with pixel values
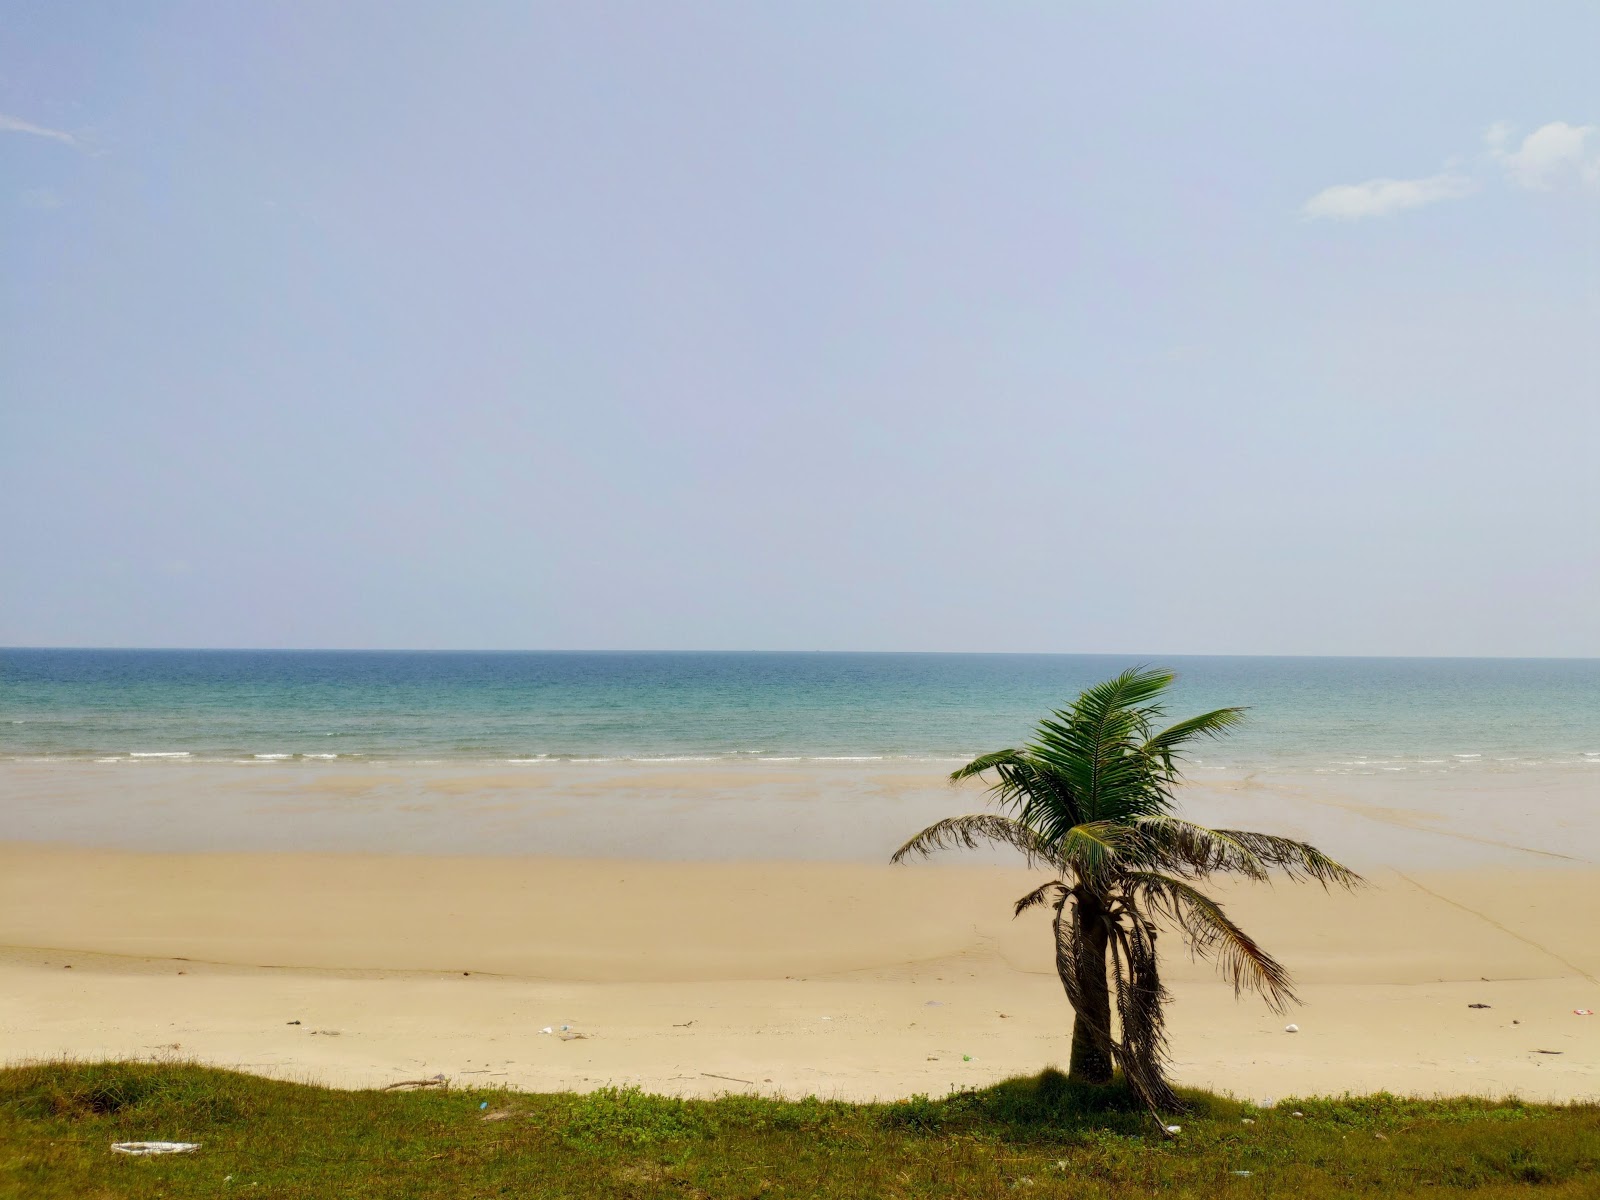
left=1392, top=871, right=1599, bottom=986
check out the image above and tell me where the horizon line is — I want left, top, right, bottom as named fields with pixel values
left=4, top=646, right=1598, bottom=662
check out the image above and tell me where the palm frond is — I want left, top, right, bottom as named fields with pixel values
left=1052, top=891, right=1087, bottom=1015
left=951, top=748, right=1088, bottom=847
left=890, top=814, right=1058, bottom=869
left=1140, top=707, right=1248, bottom=776
left=948, top=749, right=1027, bottom=784
left=1124, top=871, right=1298, bottom=1012
left=1013, top=880, right=1070, bottom=917
left=1135, top=817, right=1361, bottom=889
left=1133, top=816, right=1272, bottom=881
left=1057, top=820, right=1133, bottom=883
left=1028, top=667, right=1178, bottom=823
left=1106, top=914, right=1179, bottom=1111
left=1207, top=830, right=1363, bottom=890
left=995, top=758, right=1086, bottom=841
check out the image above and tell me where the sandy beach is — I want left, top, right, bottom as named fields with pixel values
left=3, top=758, right=1598, bottom=1103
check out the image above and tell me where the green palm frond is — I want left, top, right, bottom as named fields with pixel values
left=1057, top=820, right=1133, bottom=882
left=1140, top=707, right=1249, bottom=776
left=1029, top=667, right=1178, bottom=822
left=1124, top=871, right=1298, bottom=1012
left=890, top=814, right=1059, bottom=869
left=952, top=749, right=1086, bottom=845
left=997, top=758, right=1086, bottom=841
left=948, top=749, right=1026, bottom=784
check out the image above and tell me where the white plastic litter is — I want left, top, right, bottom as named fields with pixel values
left=539, top=1026, right=553, bottom=1034
left=111, top=1142, right=200, bottom=1156
left=1284, top=1023, right=1299, bottom=1033
left=1165, top=1124, right=1181, bottom=1135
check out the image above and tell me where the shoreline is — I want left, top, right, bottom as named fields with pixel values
left=3, top=758, right=1596, bottom=867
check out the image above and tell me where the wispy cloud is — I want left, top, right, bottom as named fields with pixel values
left=0, top=112, right=80, bottom=148
left=1302, top=173, right=1474, bottom=221
left=1487, top=121, right=1599, bottom=191
left=1303, top=119, right=1598, bottom=222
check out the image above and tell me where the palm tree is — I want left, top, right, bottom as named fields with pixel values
left=892, top=667, right=1361, bottom=1110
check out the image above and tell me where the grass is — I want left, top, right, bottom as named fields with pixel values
left=2, top=1061, right=1598, bottom=1198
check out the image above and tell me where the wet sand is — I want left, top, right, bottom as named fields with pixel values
left=3, top=757, right=1596, bottom=866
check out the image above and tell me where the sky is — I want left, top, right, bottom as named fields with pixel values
left=2, top=2, right=1597, bottom=656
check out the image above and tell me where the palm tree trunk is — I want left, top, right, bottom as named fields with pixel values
left=1066, top=896, right=1114, bottom=1085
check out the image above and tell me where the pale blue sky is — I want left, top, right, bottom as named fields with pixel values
left=3, top=3, right=1597, bottom=654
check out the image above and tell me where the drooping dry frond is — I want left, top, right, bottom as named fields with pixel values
left=1106, top=912, right=1179, bottom=1111
left=1124, top=871, right=1298, bottom=1012
left=1207, top=829, right=1363, bottom=890
left=1133, top=816, right=1272, bottom=881
left=1012, top=879, right=1070, bottom=917
left=1052, top=892, right=1086, bottom=1016
left=1134, top=816, right=1363, bottom=890
left=890, top=814, right=1059, bottom=869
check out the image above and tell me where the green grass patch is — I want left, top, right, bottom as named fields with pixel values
left=2, top=1061, right=1597, bottom=1198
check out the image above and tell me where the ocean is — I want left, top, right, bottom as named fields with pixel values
left=3, top=650, right=1597, bottom=776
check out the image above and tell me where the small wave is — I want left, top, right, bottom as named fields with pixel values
left=758, top=756, right=803, bottom=762
left=505, top=758, right=553, bottom=764
left=253, top=753, right=293, bottom=760
left=304, top=753, right=337, bottom=759
left=130, top=752, right=190, bottom=758
left=1453, top=754, right=1482, bottom=759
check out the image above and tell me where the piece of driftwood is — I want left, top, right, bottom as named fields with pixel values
left=700, top=1072, right=755, bottom=1085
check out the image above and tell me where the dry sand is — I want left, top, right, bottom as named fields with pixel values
left=3, top=840, right=1598, bottom=1102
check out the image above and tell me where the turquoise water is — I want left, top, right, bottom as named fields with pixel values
left=2, top=650, right=1598, bottom=772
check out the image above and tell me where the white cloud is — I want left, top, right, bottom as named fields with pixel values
left=1488, top=121, right=1599, bottom=191
left=1303, top=119, right=1599, bottom=222
left=1302, top=172, right=1475, bottom=221
left=0, top=112, right=79, bottom=147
